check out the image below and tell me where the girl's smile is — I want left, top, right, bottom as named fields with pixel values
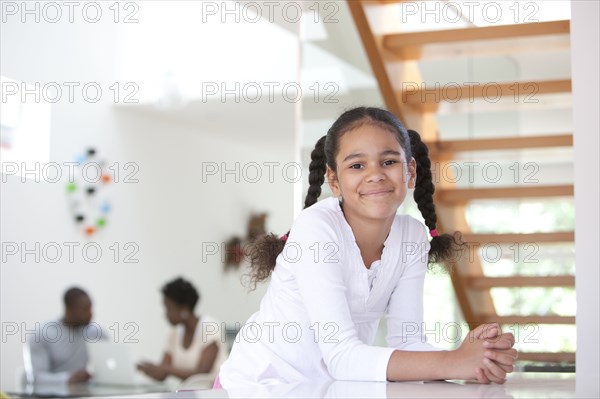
left=360, top=189, right=394, bottom=197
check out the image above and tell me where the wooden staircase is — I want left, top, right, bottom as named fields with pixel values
left=349, top=1, right=575, bottom=364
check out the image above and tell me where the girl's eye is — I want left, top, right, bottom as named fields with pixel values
left=349, top=163, right=363, bottom=169
left=383, top=160, right=397, bottom=166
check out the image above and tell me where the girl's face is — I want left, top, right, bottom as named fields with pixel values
left=326, top=123, right=416, bottom=222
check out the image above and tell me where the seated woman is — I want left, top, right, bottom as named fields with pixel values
left=137, top=277, right=225, bottom=382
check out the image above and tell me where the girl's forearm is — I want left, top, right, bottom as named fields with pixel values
left=386, top=350, right=459, bottom=382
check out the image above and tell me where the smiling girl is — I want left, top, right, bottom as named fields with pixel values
left=217, top=107, right=517, bottom=388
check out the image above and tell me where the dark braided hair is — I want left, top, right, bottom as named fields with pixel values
left=305, top=135, right=328, bottom=209
left=245, top=107, right=463, bottom=289
left=408, top=130, right=465, bottom=264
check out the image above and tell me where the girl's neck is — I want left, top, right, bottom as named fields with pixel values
left=341, top=203, right=394, bottom=266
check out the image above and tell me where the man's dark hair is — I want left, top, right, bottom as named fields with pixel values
left=63, top=287, right=89, bottom=308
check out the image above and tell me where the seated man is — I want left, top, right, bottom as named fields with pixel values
left=24, top=287, right=102, bottom=384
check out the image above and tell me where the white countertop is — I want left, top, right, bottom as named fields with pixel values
left=101, top=372, right=576, bottom=399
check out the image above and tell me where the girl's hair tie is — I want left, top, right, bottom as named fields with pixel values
left=280, top=234, right=288, bottom=242
left=429, top=229, right=439, bottom=238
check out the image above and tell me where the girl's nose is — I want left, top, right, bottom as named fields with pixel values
left=365, top=165, right=386, bottom=182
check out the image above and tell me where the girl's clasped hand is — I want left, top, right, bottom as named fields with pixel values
left=460, top=323, right=518, bottom=384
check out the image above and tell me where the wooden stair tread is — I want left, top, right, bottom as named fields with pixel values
left=518, top=352, right=575, bottom=363
left=479, top=315, right=575, bottom=324
left=467, top=276, right=574, bottom=288
left=426, top=134, right=573, bottom=155
left=461, top=232, right=574, bottom=244
left=479, top=316, right=575, bottom=325
left=438, top=185, right=574, bottom=203
left=384, top=21, right=570, bottom=60
left=387, top=35, right=570, bottom=61
left=401, top=80, right=572, bottom=112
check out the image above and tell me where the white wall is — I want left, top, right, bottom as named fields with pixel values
left=1, top=2, right=299, bottom=390
left=571, top=1, right=600, bottom=397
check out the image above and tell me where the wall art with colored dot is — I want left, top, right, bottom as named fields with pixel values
left=65, top=148, right=112, bottom=237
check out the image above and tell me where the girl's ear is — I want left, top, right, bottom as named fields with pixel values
left=408, top=158, right=417, bottom=189
left=326, top=166, right=341, bottom=197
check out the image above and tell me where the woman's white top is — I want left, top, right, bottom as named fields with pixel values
left=219, top=197, right=440, bottom=388
left=167, top=314, right=227, bottom=376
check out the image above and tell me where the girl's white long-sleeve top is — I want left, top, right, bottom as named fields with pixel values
left=219, top=197, right=440, bottom=388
